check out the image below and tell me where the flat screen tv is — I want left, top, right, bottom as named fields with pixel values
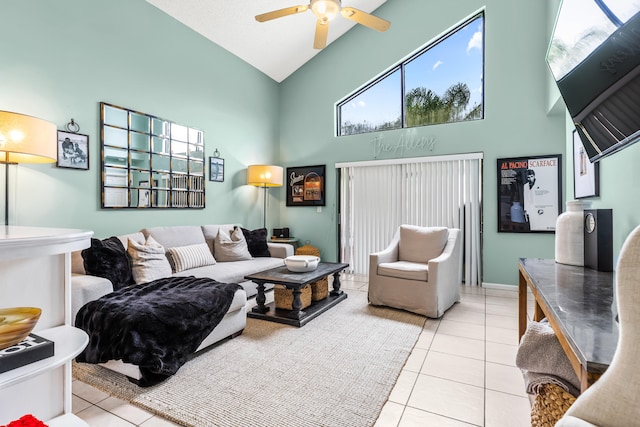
left=547, top=0, right=640, bottom=162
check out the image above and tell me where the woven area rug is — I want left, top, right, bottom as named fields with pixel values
left=73, top=290, right=425, bottom=427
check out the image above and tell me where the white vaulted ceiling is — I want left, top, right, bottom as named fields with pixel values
left=146, top=0, right=388, bottom=82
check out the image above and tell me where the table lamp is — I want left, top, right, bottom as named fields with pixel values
left=0, top=111, right=57, bottom=225
left=247, top=164, right=283, bottom=229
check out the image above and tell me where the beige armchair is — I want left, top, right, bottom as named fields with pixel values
left=555, top=225, right=640, bottom=427
left=368, top=225, right=462, bottom=318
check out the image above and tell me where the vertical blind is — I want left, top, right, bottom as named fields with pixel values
left=337, top=153, right=483, bottom=286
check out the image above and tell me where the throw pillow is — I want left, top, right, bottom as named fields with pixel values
left=127, top=235, right=173, bottom=284
left=214, top=226, right=252, bottom=262
left=81, top=236, right=133, bottom=291
left=240, top=227, right=271, bottom=257
left=166, top=243, right=216, bottom=273
left=398, top=225, right=449, bottom=264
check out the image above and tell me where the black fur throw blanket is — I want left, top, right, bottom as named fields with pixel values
left=75, top=276, right=241, bottom=387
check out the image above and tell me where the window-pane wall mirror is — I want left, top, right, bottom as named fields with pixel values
left=100, top=102, right=205, bottom=208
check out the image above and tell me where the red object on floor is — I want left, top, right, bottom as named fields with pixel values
left=1, top=414, right=47, bottom=427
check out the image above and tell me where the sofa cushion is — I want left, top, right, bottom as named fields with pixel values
left=201, top=224, right=235, bottom=255
left=127, top=235, right=173, bottom=284
left=214, top=227, right=252, bottom=262
left=398, top=225, right=448, bottom=264
left=241, top=227, right=271, bottom=257
left=81, top=237, right=133, bottom=291
left=166, top=243, right=216, bottom=273
left=378, top=261, right=429, bottom=281
left=142, top=225, right=206, bottom=250
left=115, top=232, right=146, bottom=251
left=173, top=257, right=284, bottom=298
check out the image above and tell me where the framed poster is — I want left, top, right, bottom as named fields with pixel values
left=573, top=130, right=600, bottom=199
left=209, top=157, right=224, bottom=182
left=286, top=165, right=326, bottom=206
left=57, top=131, right=89, bottom=170
left=497, top=154, right=562, bottom=233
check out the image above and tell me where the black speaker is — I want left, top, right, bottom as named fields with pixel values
left=584, top=209, right=613, bottom=272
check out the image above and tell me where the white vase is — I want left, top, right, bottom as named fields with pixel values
left=555, top=200, right=591, bottom=266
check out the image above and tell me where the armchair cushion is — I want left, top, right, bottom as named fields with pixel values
left=378, top=261, right=428, bottom=281
left=398, top=225, right=448, bottom=263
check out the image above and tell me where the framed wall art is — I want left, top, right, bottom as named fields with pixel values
left=209, top=157, right=224, bottom=182
left=57, top=130, right=89, bottom=170
left=286, top=165, right=326, bottom=206
left=497, top=154, right=562, bottom=233
left=573, top=130, right=600, bottom=199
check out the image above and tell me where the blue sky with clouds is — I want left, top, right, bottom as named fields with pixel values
left=340, top=15, right=484, bottom=129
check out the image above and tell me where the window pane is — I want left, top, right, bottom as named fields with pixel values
left=339, top=69, right=402, bottom=136
left=548, top=1, right=619, bottom=79
left=404, top=15, right=484, bottom=127
left=603, top=0, right=640, bottom=23
left=337, top=14, right=484, bottom=136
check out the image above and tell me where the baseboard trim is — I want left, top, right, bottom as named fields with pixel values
left=482, top=282, right=517, bottom=290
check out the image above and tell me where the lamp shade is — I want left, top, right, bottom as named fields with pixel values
left=0, top=111, right=57, bottom=164
left=247, top=164, right=283, bottom=187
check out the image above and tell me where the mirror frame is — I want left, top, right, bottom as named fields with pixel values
left=100, top=102, right=205, bottom=208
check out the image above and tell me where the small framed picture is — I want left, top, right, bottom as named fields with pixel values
left=286, top=165, right=326, bottom=206
left=573, top=130, right=600, bottom=199
left=57, top=131, right=89, bottom=170
left=209, top=157, right=224, bottom=182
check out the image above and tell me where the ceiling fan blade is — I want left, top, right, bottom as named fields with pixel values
left=314, top=18, right=329, bottom=49
left=340, top=7, right=390, bottom=32
left=255, top=5, right=309, bottom=22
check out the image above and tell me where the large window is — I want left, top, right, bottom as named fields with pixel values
left=337, top=13, right=484, bottom=136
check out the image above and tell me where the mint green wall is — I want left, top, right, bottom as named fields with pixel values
left=3, top=0, right=638, bottom=285
left=1, top=0, right=280, bottom=236
left=563, top=113, right=640, bottom=268
left=278, top=0, right=565, bottom=285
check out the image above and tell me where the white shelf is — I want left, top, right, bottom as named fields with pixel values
left=0, top=325, right=88, bottom=389
left=0, top=226, right=92, bottom=261
left=47, top=413, right=89, bottom=427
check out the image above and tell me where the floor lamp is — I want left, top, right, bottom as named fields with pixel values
left=247, top=164, right=283, bottom=229
left=0, top=111, right=57, bottom=226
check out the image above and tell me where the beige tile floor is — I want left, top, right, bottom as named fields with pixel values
left=72, top=276, right=533, bottom=426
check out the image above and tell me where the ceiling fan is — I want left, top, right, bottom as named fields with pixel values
left=255, top=0, right=391, bottom=50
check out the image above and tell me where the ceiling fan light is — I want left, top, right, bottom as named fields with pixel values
left=311, top=0, right=340, bottom=20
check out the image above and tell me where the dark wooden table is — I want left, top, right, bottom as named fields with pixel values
left=246, top=262, right=349, bottom=327
left=518, top=258, right=618, bottom=392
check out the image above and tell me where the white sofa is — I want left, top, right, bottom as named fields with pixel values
left=71, top=224, right=293, bottom=380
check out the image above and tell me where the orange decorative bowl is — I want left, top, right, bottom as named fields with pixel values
left=0, top=307, right=42, bottom=350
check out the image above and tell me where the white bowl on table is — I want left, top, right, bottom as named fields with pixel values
left=284, top=255, right=320, bottom=272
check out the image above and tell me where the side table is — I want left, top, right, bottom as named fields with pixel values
left=270, top=237, right=299, bottom=249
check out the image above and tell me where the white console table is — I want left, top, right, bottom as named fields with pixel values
left=0, top=226, right=93, bottom=426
